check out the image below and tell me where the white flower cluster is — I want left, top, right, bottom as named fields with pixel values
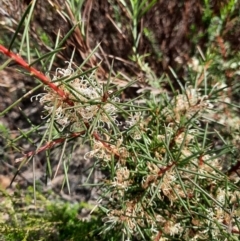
left=101, top=86, right=240, bottom=240
left=32, top=63, right=120, bottom=131
left=162, top=85, right=214, bottom=123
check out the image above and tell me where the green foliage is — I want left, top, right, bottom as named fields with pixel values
left=47, top=202, right=121, bottom=241
left=0, top=1, right=240, bottom=241
left=0, top=188, right=55, bottom=241
left=0, top=187, right=122, bottom=241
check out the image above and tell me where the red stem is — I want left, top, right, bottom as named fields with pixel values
left=0, top=44, right=74, bottom=106
left=15, top=132, right=82, bottom=162
left=0, top=44, right=117, bottom=160
left=158, top=162, right=176, bottom=176
left=16, top=130, right=120, bottom=161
